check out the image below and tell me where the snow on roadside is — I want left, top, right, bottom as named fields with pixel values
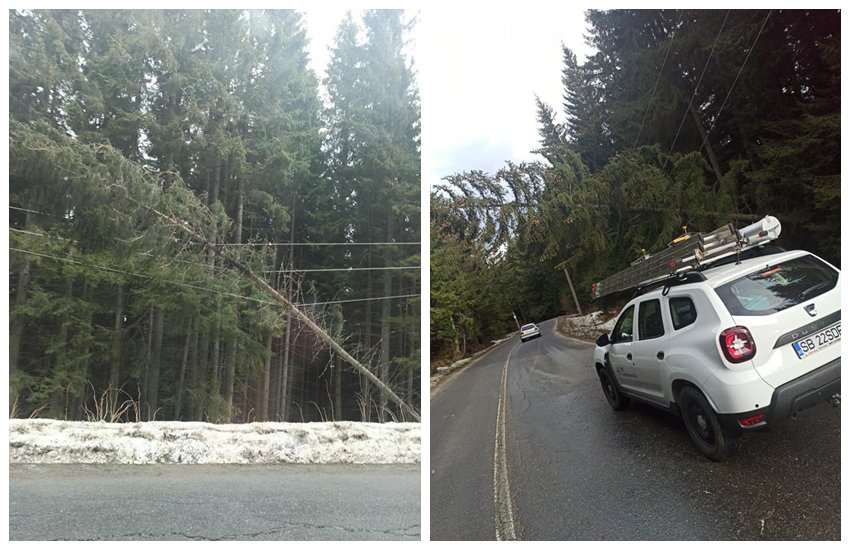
left=559, top=311, right=617, bottom=341
left=9, top=419, right=420, bottom=465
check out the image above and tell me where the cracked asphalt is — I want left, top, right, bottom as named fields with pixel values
left=9, top=463, right=420, bottom=540
left=430, top=318, right=840, bottom=540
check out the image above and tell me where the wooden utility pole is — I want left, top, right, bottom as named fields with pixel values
left=561, top=265, right=583, bottom=316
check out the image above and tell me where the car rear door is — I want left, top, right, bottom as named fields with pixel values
left=632, top=298, right=667, bottom=401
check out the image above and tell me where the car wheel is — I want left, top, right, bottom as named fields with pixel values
left=678, top=386, right=738, bottom=461
left=598, top=368, right=629, bottom=410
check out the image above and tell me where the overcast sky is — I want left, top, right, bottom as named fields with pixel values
left=304, top=7, right=593, bottom=190
left=421, top=7, right=595, bottom=189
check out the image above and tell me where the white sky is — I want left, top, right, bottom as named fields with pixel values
left=303, top=7, right=595, bottom=189
left=421, top=7, right=595, bottom=188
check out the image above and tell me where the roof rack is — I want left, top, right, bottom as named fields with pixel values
left=592, top=216, right=781, bottom=300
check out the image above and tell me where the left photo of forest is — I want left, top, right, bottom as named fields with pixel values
left=8, top=9, right=421, bottom=425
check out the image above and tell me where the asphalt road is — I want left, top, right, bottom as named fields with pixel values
left=9, top=463, right=420, bottom=541
left=430, top=318, right=840, bottom=541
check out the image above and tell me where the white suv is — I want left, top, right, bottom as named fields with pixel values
left=593, top=248, right=841, bottom=461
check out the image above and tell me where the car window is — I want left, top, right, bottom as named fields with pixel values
left=521, top=324, right=535, bottom=331
left=714, top=255, right=839, bottom=316
left=611, top=305, right=635, bottom=344
left=638, top=299, right=664, bottom=340
left=669, top=297, right=697, bottom=330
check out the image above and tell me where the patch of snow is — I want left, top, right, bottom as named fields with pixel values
left=429, top=336, right=512, bottom=391
left=9, top=419, right=420, bottom=465
left=559, top=311, right=617, bottom=341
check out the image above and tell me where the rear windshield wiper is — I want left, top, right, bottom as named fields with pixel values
left=799, top=280, right=833, bottom=301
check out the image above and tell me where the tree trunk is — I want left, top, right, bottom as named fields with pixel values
left=379, top=206, right=393, bottom=421
left=109, top=284, right=124, bottom=411
left=334, top=356, right=343, bottom=421
left=234, top=175, right=245, bottom=244
left=71, top=281, right=94, bottom=421
left=688, top=102, right=724, bottom=183
left=273, top=335, right=284, bottom=420
left=280, top=317, right=292, bottom=421
left=147, top=308, right=165, bottom=420
left=140, top=308, right=152, bottom=418
left=407, top=364, right=414, bottom=414
left=175, top=316, right=192, bottom=420
left=49, top=277, right=74, bottom=419
left=222, top=327, right=237, bottom=422
left=188, top=315, right=200, bottom=421
left=9, top=211, right=32, bottom=378
left=194, top=321, right=209, bottom=421
left=260, top=332, right=273, bottom=421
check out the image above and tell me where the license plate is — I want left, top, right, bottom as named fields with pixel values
left=792, top=322, right=841, bottom=359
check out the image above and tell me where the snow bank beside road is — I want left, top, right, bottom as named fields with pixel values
left=558, top=311, right=616, bottom=342
left=9, top=419, right=420, bottom=465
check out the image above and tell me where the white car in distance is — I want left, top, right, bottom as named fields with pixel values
left=520, top=323, right=541, bottom=342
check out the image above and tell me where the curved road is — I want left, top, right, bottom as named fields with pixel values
left=430, top=318, right=840, bottom=540
left=10, top=464, right=420, bottom=541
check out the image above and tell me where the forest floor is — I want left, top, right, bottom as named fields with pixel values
left=8, top=419, right=420, bottom=465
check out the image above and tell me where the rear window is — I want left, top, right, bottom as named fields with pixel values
left=521, top=324, right=536, bottom=331
left=714, top=255, right=838, bottom=316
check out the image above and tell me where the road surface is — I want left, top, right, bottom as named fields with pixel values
left=430, top=318, right=840, bottom=540
left=9, top=463, right=420, bottom=540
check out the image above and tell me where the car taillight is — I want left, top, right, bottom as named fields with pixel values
left=719, top=326, right=756, bottom=363
left=738, top=412, right=765, bottom=427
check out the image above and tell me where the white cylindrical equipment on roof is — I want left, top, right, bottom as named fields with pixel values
left=738, top=215, right=781, bottom=246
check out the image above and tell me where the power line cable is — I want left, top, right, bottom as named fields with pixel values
left=295, top=294, right=421, bottom=308
left=633, top=10, right=682, bottom=148
left=664, top=10, right=730, bottom=168
left=223, top=241, right=420, bottom=247
left=9, top=246, right=420, bottom=308
left=10, top=228, right=420, bottom=273
left=698, top=9, right=772, bottom=156
left=263, top=266, right=420, bottom=274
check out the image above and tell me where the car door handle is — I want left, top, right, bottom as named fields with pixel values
left=657, top=351, right=665, bottom=360
left=626, top=353, right=632, bottom=360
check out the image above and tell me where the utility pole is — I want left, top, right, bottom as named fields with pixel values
left=559, top=263, right=583, bottom=317
left=512, top=311, right=521, bottom=330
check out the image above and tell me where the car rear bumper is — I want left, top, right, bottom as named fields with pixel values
left=718, top=356, right=840, bottom=431
left=767, top=356, right=840, bottom=422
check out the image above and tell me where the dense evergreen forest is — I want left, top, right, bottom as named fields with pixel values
left=431, top=9, right=839, bottom=364
left=9, top=10, right=421, bottom=423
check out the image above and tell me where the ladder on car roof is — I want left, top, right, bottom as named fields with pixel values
left=591, top=216, right=781, bottom=300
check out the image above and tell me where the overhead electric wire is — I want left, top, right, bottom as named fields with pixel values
left=263, top=266, right=419, bottom=274
left=664, top=10, right=730, bottom=168
left=633, top=10, right=682, bottom=148
left=294, top=294, right=421, bottom=308
left=10, top=228, right=420, bottom=273
left=223, top=241, right=420, bottom=247
left=10, top=246, right=419, bottom=308
left=698, top=9, right=772, bottom=156
left=9, top=205, right=45, bottom=215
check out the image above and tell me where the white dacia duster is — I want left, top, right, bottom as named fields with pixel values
left=593, top=248, right=840, bottom=460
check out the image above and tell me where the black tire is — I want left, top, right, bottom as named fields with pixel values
left=678, top=386, right=739, bottom=461
left=598, top=367, right=630, bottom=410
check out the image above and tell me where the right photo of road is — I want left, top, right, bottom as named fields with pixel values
left=427, top=8, right=840, bottom=541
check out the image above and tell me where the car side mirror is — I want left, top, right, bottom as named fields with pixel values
left=596, top=333, right=610, bottom=347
